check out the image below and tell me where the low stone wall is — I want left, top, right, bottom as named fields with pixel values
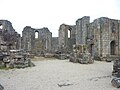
left=0, top=55, right=35, bottom=69
left=54, top=54, right=69, bottom=60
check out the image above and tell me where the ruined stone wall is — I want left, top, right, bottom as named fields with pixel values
left=88, top=19, right=101, bottom=57
left=68, top=25, right=76, bottom=52
left=76, top=16, right=90, bottom=45
left=20, top=16, right=120, bottom=59
left=109, top=19, right=119, bottom=56
left=58, top=24, right=76, bottom=53
left=88, top=17, right=120, bottom=58
left=22, top=26, right=35, bottom=51
left=22, top=27, right=52, bottom=54
left=13, top=32, right=21, bottom=50
left=58, top=24, right=68, bottom=53
left=36, top=28, right=52, bottom=53
left=0, top=20, right=15, bottom=33
left=51, top=37, right=59, bottom=52
left=0, top=20, right=21, bottom=51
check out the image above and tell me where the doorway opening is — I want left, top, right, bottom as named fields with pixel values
left=110, top=41, right=116, bottom=55
left=89, top=44, right=94, bottom=56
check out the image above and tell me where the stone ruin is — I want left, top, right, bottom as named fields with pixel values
left=0, top=20, right=21, bottom=51
left=0, top=20, right=34, bottom=69
left=112, top=59, right=120, bottom=77
left=22, top=26, right=52, bottom=56
left=18, top=16, right=120, bottom=63
left=0, top=16, right=120, bottom=88
left=111, top=59, right=120, bottom=88
left=0, top=16, right=120, bottom=66
left=70, top=44, right=94, bottom=64
left=4, top=50, right=34, bottom=68
left=1, top=16, right=120, bottom=64
left=58, top=16, right=120, bottom=62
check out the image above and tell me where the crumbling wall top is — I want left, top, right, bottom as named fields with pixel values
left=76, top=16, right=90, bottom=22
left=0, top=20, right=15, bottom=32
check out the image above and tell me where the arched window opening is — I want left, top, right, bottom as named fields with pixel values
left=68, top=30, right=70, bottom=38
left=0, top=24, right=3, bottom=29
left=35, top=31, right=39, bottom=39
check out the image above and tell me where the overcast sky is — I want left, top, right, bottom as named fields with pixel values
left=0, top=0, right=120, bottom=37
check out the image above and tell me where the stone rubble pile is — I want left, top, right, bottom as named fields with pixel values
left=0, top=50, right=35, bottom=69
left=111, top=59, right=120, bottom=88
left=69, top=44, right=94, bottom=64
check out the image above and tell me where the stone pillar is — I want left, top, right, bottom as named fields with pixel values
left=76, top=16, right=90, bottom=45
left=58, top=24, right=68, bottom=53
left=22, top=26, right=35, bottom=51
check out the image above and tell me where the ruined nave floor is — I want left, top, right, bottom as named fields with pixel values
left=0, top=57, right=118, bottom=90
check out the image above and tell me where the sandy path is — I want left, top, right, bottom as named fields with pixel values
left=0, top=58, right=118, bottom=90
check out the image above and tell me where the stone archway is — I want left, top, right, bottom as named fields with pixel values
left=110, top=41, right=116, bottom=55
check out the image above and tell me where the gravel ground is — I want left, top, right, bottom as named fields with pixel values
left=0, top=57, right=118, bottom=90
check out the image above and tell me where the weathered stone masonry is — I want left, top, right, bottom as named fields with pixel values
left=0, top=16, right=120, bottom=60
left=22, top=26, right=52, bottom=55
left=88, top=17, right=120, bottom=59
left=0, top=20, right=21, bottom=52
left=58, top=24, right=76, bottom=53
left=58, top=16, right=120, bottom=60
